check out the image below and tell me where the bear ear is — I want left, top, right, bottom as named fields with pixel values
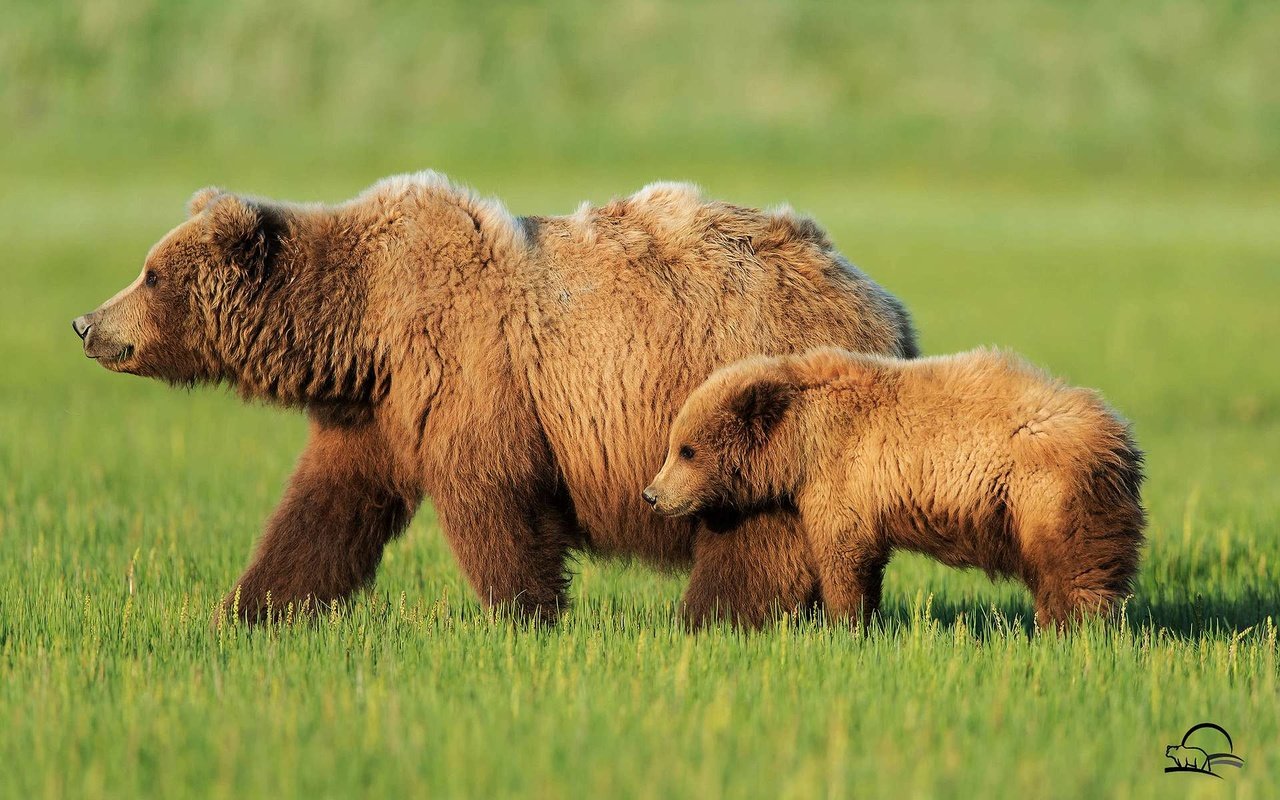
left=203, top=193, right=285, bottom=279
left=729, top=378, right=794, bottom=440
left=187, top=186, right=225, bottom=217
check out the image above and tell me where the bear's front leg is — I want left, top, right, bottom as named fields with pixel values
left=219, top=417, right=419, bottom=624
left=807, top=514, right=887, bottom=627
left=815, top=547, right=889, bottom=627
left=682, top=509, right=820, bottom=629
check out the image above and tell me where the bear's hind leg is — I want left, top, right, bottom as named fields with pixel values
left=1021, top=499, right=1143, bottom=631
left=682, top=510, right=819, bottom=629
left=434, top=484, right=581, bottom=625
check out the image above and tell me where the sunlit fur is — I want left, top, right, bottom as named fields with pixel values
left=651, top=347, right=1146, bottom=629
left=76, top=174, right=918, bottom=626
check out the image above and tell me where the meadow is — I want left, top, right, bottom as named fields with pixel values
left=2, top=2, right=1278, bottom=797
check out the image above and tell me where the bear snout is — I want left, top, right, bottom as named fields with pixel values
left=77, top=315, right=134, bottom=363
left=641, top=487, right=659, bottom=507
left=71, top=315, right=92, bottom=341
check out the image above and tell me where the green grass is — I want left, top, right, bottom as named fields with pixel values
left=4, top=169, right=1277, bottom=799
left=3, top=2, right=1280, bottom=797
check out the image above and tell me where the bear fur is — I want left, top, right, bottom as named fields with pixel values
left=644, top=347, right=1145, bottom=628
left=72, top=173, right=917, bottom=626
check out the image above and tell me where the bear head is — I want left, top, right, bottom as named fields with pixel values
left=644, top=355, right=800, bottom=518
left=72, top=188, right=289, bottom=387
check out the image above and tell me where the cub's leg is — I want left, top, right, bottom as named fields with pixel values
left=221, top=418, right=419, bottom=624
left=682, top=509, right=819, bottom=629
left=811, top=515, right=888, bottom=627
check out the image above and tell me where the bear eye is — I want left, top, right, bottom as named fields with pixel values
left=144, top=270, right=158, bottom=288
left=678, top=445, right=695, bottom=460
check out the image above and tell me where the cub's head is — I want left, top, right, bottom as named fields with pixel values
left=644, top=356, right=800, bottom=518
left=71, top=188, right=283, bottom=384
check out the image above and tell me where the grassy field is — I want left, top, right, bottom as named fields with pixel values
left=3, top=2, right=1279, bottom=798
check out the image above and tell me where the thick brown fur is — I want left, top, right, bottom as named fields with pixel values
left=73, top=174, right=917, bottom=626
left=646, top=347, right=1146, bottom=629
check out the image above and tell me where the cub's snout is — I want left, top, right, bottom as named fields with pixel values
left=641, top=466, right=699, bottom=517
left=642, top=481, right=677, bottom=515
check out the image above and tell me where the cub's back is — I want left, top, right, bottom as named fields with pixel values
left=922, top=349, right=1134, bottom=470
left=875, top=348, right=1107, bottom=436
left=823, top=349, right=1067, bottom=443
left=816, top=348, right=1127, bottom=501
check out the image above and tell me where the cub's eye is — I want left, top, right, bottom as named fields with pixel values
left=144, top=270, right=158, bottom=288
left=678, top=445, right=695, bottom=460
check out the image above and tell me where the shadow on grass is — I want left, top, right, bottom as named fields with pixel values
left=869, top=586, right=1279, bottom=640
left=1128, top=588, right=1280, bottom=638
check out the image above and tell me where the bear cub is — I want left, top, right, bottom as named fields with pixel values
left=643, top=347, right=1145, bottom=628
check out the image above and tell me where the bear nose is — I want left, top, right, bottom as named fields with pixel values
left=72, top=315, right=92, bottom=340
left=641, top=487, right=658, bottom=507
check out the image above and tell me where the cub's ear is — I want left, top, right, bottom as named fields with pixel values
left=187, top=186, right=225, bottom=217
left=729, top=378, right=794, bottom=440
left=203, top=193, right=285, bottom=279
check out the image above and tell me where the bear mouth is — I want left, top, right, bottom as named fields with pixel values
left=91, top=344, right=134, bottom=365
left=652, top=500, right=696, bottom=517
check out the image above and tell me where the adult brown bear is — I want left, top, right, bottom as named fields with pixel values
left=72, top=174, right=917, bottom=626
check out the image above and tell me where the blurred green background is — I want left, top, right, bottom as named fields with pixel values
left=2, top=2, right=1279, bottom=798
left=5, top=0, right=1280, bottom=183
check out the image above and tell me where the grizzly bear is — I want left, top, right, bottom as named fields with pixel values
left=644, top=347, right=1145, bottom=627
left=71, top=173, right=917, bottom=626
